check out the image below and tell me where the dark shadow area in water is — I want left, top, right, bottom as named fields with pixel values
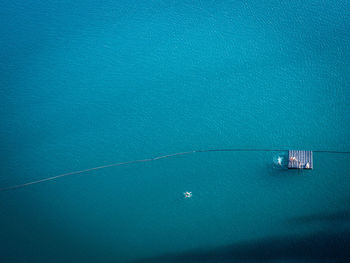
left=131, top=209, right=350, bottom=263
left=131, top=230, right=350, bottom=263
left=287, top=210, right=350, bottom=225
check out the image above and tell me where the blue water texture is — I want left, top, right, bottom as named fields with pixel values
left=1, top=1, right=350, bottom=262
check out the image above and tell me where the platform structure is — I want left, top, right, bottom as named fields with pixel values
left=288, top=150, right=313, bottom=169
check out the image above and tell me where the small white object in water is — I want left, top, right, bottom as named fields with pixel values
left=277, top=156, right=283, bottom=166
left=184, top=191, right=192, bottom=198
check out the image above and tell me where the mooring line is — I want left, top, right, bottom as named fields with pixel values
left=1, top=148, right=349, bottom=192
left=313, top=150, right=350, bottom=154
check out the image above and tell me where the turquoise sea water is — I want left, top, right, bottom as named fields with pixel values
left=1, top=1, right=350, bottom=262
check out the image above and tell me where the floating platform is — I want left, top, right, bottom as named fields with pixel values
left=288, top=150, right=313, bottom=169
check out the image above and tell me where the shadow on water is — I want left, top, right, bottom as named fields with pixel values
left=131, top=209, right=350, bottom=263
left=130, top=230, right=350, bottom=263
left=287, top=210, right=350, bottom=226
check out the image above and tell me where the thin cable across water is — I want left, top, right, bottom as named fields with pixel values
left=0, top=151, right=196, bottom=192
left=1, top=148, right=349, bottom=192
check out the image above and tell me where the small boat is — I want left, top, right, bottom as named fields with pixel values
left=184, top=191, right=192, bottom=198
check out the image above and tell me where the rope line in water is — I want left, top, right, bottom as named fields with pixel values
left=0, top=151, right=195, bottom=192
left=313, top=150, right=350, bottom=154
left=1, top=148, right=349, bottom=192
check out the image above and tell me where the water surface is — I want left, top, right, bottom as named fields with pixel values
left=1, top=1, right=350, bottom=262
